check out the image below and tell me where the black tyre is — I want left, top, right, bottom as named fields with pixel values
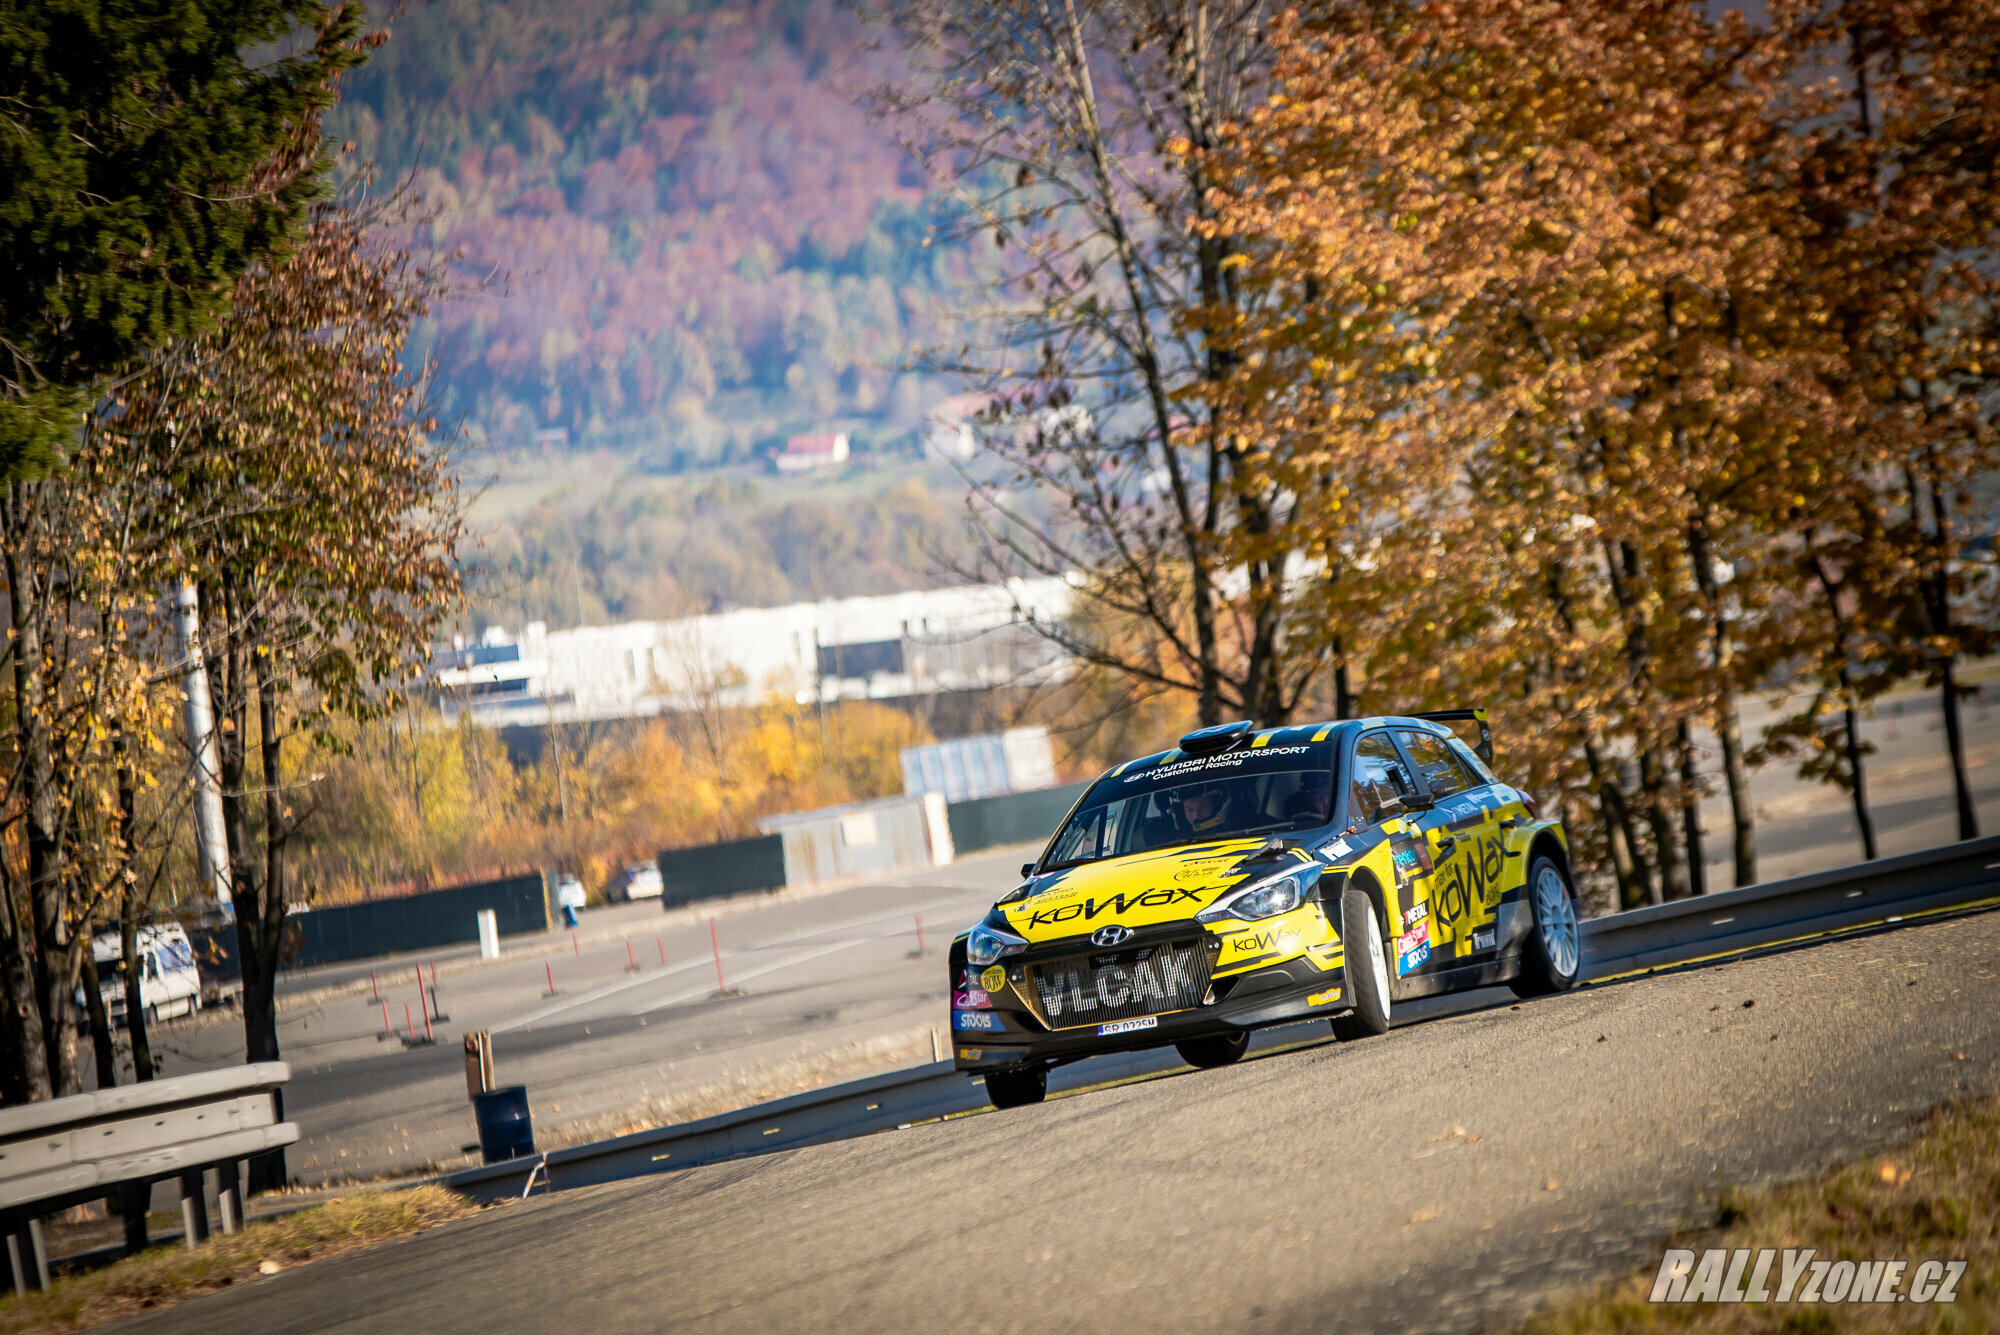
left=1508, top=853, right=1582, bottom=999
left=984, top=1066, right=1047, bottom=1109
left=1330, top=886, right=1392, bottom=1041
left=1175, top=1031, right=1250, bottom=1068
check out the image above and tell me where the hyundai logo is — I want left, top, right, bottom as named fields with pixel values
left=1090, top=925, right=1133, bottom=947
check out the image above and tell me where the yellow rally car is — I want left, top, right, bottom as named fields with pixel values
left=949, top=712, right=1581, bottom=1107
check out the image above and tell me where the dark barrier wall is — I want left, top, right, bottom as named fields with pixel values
left=288, top=872, right=551, bottom=966
left=656, top=834, right=787, bottom=909
left=946, top=782, right=1091, bottom=858
left=191, top=871, right=550, bottom=977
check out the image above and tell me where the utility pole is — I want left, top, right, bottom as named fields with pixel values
left=174, top=582, right=232, bottom=909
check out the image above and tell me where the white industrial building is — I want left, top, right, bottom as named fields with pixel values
left=432, top=577, right=1076, bottom=726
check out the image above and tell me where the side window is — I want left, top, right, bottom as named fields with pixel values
left=1048, top=804, right=1108, bottom=865
left=1447, top=736, right=1499, bottom=787
left=1397, top=729, right=1473, bottom=798
left=1349, top=732, right=1415, bottom=826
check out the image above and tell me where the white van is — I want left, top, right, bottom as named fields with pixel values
left=78, top=925, right=204, bottom=1025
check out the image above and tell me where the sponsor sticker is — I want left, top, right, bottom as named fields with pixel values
left=953, top=1010, right=998, bottom=1031
left=959, top=1048, right=981, bottom=1061
left=1398, top=939, right=1430, bottom=975
left=1472, top=927, right=1496, bottom=951
left=1124, top=747, right=1313, bottom=784
left=1396, top=921, right=1429, bottom=955
left=1307, top=987, right=1343, bottom=1006
left=1098, top=1016, right=1159, bottom=1037
left=979, top=965, right=1006, bottom=991
left=1402, top=901, right=1430, bottom=930
left=1649, top=1249, right=1963, bottom=1306
left=954, top=989, right=991, bottom=1009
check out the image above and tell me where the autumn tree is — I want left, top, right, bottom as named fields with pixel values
left=1776, top=0, right=2000, bottom=843
left=1208, top=0, right=1963, bottom=904
left=872, top=0, right=1364, bottom=727
left=0, top=0, right=367, bottom=478
left=98, top=192, right=465, bottom=1172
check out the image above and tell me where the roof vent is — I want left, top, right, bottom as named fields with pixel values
left=1177, top=720, right=1253, bottom=757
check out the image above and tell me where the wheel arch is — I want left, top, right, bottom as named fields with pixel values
left=1526, top=829, right=1573, bottom=894
left=1340, top=867, right=1394, bottom=945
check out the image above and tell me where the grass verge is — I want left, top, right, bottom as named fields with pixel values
left=1523, top=1092, right=1998, bottom=1333
left=0, top=1185, right=479, bottom=1334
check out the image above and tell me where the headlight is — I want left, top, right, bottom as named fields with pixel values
left=965, top=922, right=1029, bottom=966
left=1197, top=865, right=1320, bottom=923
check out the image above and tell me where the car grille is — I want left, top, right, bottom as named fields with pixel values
left=1026, top=939, right=1214, bottom=1030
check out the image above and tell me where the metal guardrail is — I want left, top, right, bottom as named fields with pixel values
left=0, top=1062, right=296, bottom=1293
left=441, top=836, right=2000, bottom=1204
left=1581, top=832, right=2000, bottom=975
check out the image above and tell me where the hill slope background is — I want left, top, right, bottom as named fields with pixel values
left=334, top=0, right=966, bottom=470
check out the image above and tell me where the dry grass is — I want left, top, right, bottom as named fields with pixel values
left=1523, top=1093, right=1999, bottom=1333
left=0, top=1185, right=480, bottom=1334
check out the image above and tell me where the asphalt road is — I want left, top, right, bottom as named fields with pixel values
left=148, top=851, right=1014, bottom=1184
left=114, top=905, right=2000, bottom=1335
left=123, top=685, right=1997, bottom=1189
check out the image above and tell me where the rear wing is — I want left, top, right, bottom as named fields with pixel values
left=1412, top=708, right=1492, bottom=766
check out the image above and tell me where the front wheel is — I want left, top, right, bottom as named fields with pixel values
left=1509, top=854, right=1582, bottom=998
left=984, top=1066, right=1047, bottom=1109
left=1175, top=1031, right=1249, bottom=1068
left=1330, top=886, right=1392, bottom=1041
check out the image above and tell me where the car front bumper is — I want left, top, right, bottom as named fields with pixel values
left=951, top=950, right=1350, bottom=1072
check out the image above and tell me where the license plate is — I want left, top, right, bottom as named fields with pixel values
left=1098, top=1016, right=1158, bottom=1037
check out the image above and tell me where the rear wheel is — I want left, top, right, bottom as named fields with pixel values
left=984, top=1066, right=1047, bottom=1109
left=1330, top=887, right=1392, bottom=1041
left=1175, top=1031, right=1249, bottom=1068
left=1509, top=854, right=1581, bottom=998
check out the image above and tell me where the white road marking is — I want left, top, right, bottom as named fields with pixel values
left=497, top=895, right=982, bottom=1032
left=627, top=940, right=864, bottom=1016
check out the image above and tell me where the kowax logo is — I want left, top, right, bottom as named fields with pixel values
left=1090, top=925, right=1133, bottom=947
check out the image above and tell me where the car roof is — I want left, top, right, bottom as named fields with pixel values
left=1092, top=716, right=1462, bottom=786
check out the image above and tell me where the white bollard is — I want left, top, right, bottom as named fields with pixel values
left=477, top=909, right=499, bottom=960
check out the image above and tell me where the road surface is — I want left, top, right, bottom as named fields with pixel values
left=113, top=902, right=2000, bottom=1335
left=131, top=683, right=1997, bottom=1187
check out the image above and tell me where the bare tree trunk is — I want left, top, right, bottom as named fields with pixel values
left=1937, top=656, right=1977, bottom=841
left=1639, top=746, right=1687, bottom=903
left=1603, top=540, right=1685, bottom=902
left=6, top=482, right=81, bottom=1096
left=1808, top=547, right=1879, bottom=860
left=119, top=904, right=153, bottom=1082
left=0, top=885, right=50, bottom=1102
left=1332, top=638, right=1357, bottom=720
left=212, top=578, right=288, bottom=1191
left=1913, top=466, right=1979, bottom=840
left=1677, top=722, right=1706, bottom=896
left=79, top=940, right=118, bottom=1090
left=1582, top=735, right=1651, bottom=909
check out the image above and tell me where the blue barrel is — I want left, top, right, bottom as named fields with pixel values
left=473, top=1086, right=535, bottom=1164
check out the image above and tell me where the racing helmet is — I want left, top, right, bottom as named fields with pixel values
left=1183, top=781, right=1232, bottom=832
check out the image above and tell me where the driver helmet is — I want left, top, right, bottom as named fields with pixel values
left=1183, top=781, right=1232, bottom=832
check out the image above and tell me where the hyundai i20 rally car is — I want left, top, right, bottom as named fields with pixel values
left=949, top=712, right=1582, bottom=1107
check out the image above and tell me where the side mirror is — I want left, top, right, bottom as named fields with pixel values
left=1379, top=789, right=1433, bottom=817
left=1021, top=863, right=1035, bottom=879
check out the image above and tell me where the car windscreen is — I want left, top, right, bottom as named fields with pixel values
left=1040, top=741, right=1338, bottom=872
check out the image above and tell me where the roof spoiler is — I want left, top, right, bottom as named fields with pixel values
left=1412, top=708, right=1492, bottom=765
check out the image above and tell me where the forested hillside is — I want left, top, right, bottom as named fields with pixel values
left=472, top=473, right=980, bottom=627
left=333, top=0, right=960, bottom=466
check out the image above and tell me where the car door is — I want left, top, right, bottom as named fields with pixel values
left=1395, top=727, right=1505, bottom=964
left=1347, top=730, right=1440, bottom=980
